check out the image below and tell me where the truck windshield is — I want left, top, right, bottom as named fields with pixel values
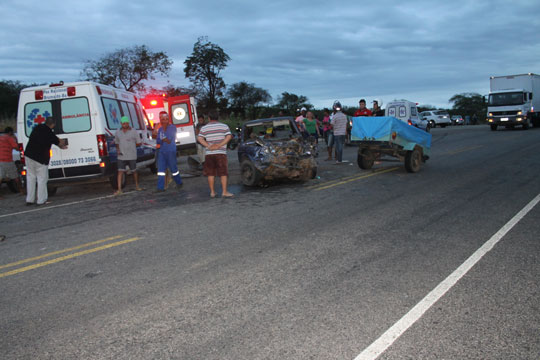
left=488, top=92, right=524, bottom=106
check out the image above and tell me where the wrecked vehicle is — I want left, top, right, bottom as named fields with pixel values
left=237, top=117, right=318, bottom=186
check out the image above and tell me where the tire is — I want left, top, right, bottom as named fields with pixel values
left=357, top=149, right=375, bottom=170
left=7, top=180, right=18, bottom=193
left=149, top=162, right=157, bottom=174
left=47, top=185, right=58, bottom=196
left=405, top=148, right=422, bottom=173
left=490, top=124, right=497, bottom=131
left=522, top=119, right=530, bottom=130
left=241, top=160, right=262, bottom=186
left=440, top=124, right=447, bottom=128
left=430, top=121, right=436, bottom=128
left=109, top=174, right=126, bottom=190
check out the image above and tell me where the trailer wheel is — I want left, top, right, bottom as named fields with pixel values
left=490, top=124, right=497, bottom=131
left=405, top=148, right=422, bottom=173
left=241, top=160, right=262, bottom=186
left=358, top=149, right=374, bottom=170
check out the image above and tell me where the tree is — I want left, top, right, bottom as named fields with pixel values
left=449, top=93, right=486, bottom=121
left=184, top=37, right=230, bottom=110
left=81, top=45, right=172, bottom=92
left=0, top=80, right=37, bottom=120
left=147, top=84, right=198, bottom=98
left=276, top=92, right=310, bottom=115
left=227, top=81, right=271, bottom=118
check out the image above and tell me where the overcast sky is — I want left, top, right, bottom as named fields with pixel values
left=1, top=0, right=539, bottom=109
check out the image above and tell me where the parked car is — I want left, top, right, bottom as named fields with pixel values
left=420, top=110, right=452, bottom=128
left=237, top=117, right=317, bottom=186
left=451, top=115, right=464, bottom=125
left=385, top=100, right=430, bottom=132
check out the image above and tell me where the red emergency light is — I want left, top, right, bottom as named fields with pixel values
left=35, top=90, right=44, bottom=100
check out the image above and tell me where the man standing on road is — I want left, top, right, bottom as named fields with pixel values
left=0, top=127, right=23, bottom=194
left=197, top=110, right=233, bottom=198
left=331, top=101, right=348, bottom=164
left=114, top=116, right=142, bottom=195
left=156, top=111, right=183, bottom=192
left=24, top=117, right=67, bottom=205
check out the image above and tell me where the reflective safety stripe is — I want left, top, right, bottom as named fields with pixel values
left=157, top=172, right=166, bottom=176
left=172, top=171, right=180, bottom=176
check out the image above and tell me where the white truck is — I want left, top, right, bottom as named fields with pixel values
left=487, top=73, right=540, bottom=131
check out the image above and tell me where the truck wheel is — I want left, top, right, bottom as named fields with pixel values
left=405, top=148, right=422, bottom=173
left=241, top=160, right=262, bottom=186
left=490, top=124, right=497, bottom=131
left=109, top=174, right=126, bottom=190
left=522, top=119, right=530, bottom=130
left=358, top=149, right=374, bottom=170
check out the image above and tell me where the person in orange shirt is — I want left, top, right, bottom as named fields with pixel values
left=0, top=127, right=23, bottom=194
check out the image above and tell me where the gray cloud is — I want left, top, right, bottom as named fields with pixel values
left=1, top=0, right=539, bottom=109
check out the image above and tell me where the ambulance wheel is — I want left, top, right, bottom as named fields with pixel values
left=405, top=148, right=422, bottom=173
left=109, top=174, right=126, bottom=190
left=241, top=160, right=262, bottom=186
left=7, top=180, right=18, bottom=193
left=47, top=186, right=58, bottom=196
left=358, top=149, right=374, bottom=170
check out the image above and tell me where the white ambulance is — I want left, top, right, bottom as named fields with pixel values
left=17, top=81, right=156, bottom=191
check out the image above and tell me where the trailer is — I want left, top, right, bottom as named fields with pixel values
left=351, top=116, right=431, bottom=173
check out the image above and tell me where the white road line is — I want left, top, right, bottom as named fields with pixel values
left=0, top=191, right=135, bottom=219
left=355, top=192, right=540, bottom=360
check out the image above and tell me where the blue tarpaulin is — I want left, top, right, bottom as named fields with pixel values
left=351, top=116, right=431, bottom=151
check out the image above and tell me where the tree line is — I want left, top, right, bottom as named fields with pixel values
left=1, top=37, right=486, bottom=123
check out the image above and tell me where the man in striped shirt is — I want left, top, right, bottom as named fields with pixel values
left=197, top=111, right=233, bottom=198
left=331, top=101, right=348, bottom=163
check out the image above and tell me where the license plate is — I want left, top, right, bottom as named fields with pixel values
left=501, top=117, right=509, bottom=121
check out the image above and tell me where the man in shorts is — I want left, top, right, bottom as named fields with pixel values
left=114, top=116, right=142, bottom=195
left=197, top=110, right=233, bottom=198
left=0, top=127, right=23, bottom=194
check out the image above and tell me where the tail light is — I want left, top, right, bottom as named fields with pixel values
left=97, top=135, right=108, bottom=157
left=96, top=86, right=102, bottom=95
left=408, top=119, right=413, bottom=125
left=18, top=143, right=25, bottom=164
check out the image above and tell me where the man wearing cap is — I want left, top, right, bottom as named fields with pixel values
left=114, top=116, right=142, bottom=195
left=354, top=99, right=372, bottom=117
left=156, top=111, right=183, bottom=192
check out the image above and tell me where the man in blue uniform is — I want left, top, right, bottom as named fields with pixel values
left=156, top=111, right=183, bottom=192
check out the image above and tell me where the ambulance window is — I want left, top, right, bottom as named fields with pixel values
left=127, top=102, right=142, bottom=130
left=120, top=101, right=130, bottom=123
left=171, top=103, right=190, bottom=125
left=60, top=98, right=91, bottom=133
left=411, top=107, right=418, bottom=116
left=24, top=102, right=53, bottom=136
left=102, top=98, right=122, bottom=130
left=387, top=106, right=396, bottom=117
left=399, top=106, right=407, bottom=118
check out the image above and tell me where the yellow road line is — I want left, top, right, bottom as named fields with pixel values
left=306, top=173, right=360, bottom=189
left=0, top=237, right=140, bottom=279
left=0, top=235, right=124, bottom=270
left=313, top=167, right=400, bottom=191
left=446, top=145, right=483, bottom=155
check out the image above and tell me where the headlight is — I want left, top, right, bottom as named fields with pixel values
left=488, top=113, right=493, bottom=116
left=517, top=111, right=522, bottom=115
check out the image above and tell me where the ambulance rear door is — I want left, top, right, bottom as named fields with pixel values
left=167, top=95, right=197, bottom=150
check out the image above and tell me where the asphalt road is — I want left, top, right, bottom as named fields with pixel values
left=1, top=125, right=539, bottom=359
